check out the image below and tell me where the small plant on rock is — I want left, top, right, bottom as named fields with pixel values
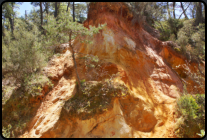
left=2, top=124, right=12, bottom=138
left=64, top=78, right=130, bottom=120
left=197, top=129, right=205, bottom=138
left=24, top=73, right=53, bottom=97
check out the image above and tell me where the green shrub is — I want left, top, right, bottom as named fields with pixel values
left=177, top=94, right=199, bottom=119
left=80, top=79, right=86, bottom=85
left=2, top=86, right=17, bottom=105
left=176, top=19, right=205, bottom=61
left=167, top=18, right=184, bottom=37
left=64, top=80, right=130, bottom=120
left=2, top=18, right=53, bottom=84
left=169, top=34, right=176, bottom=42
left=197, top=129, right=205, bottom=138
left=175, top=94, right=205, bottom=138
left=174, top=47, right=181, bottom=53
left=154, top=20, right=171, bottom=41
left=24, top=73, right=53, bottom=97
left=2, top=124, right=13, bottom=138
left=176, top=33, right=188, bottom=52
left=155, top=18, right=184, bottom=41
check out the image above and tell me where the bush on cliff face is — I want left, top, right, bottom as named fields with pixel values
left=64, top=80, right=130, bottom=120
left=2, top=124, right=13, bottom=138
left=24, top=73, right=53, bottom=97
left=2, top=85, right=44, bottom=138
left=2, top=66, right=53, bottom=138
left=175, top=93, right=205, bottom=138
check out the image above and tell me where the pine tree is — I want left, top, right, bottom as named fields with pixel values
left=43, top=11, right=106, bottom=91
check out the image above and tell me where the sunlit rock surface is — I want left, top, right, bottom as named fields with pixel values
left=20, top=2, right=204, bottom=138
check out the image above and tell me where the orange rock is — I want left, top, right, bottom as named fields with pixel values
left=19, top=2, right=204, bottom=138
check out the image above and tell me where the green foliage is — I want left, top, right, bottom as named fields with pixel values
left=154, top=20, right=171, bottom=41
left=167, top=18, right=184, bottom=35
left=2, top=18, right=53, bottom=82
left=176, top=19, right=195, bottom=51
left=27, top=7, right=41, bottom=25
left=64, top=80, right=130, bottom=120
left=168, top=34, right=176, bottom=42
left=43, top=11, right=106, bottom=47
left=42, top=13, right=69, bottom=47
left=43, top=10, right=106, bottom=89
left=155, top=18, right=184, bottom=41
left=2, top=86, right=16, bottom=105
left=64, top=54, right=128, bottom=120
left=81, top=54, right=105, bottom=81
left=176, top=19, right=205, bottom=61
left=128, top=2, right=167, bottom=27
left=197, top=129, right=205, bottom=138
left=80, top=79, right=86, bottom=85
left=74, top=3, right=87, bottom=23
left=177, top=95, right=199, bottom=119
left=2, top=124, right=13, bottom=138
left=89, top=55, right=99, bottom=63
left=174, top=47, right=181, bottom=52
left=24, top=73, right=53, bottom=97
left=175, top=94, right=205, bottom=138
left=84, top=55, right=99, bottom=66
left=191, top=23, right=205, bottom=60
left=54, top=53, right=62, bottom=58
left=2, top=81, right=45, bottom=138
left=156, top=18, right=205, bottom=61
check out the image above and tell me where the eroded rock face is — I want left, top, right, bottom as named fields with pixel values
left=159, top=44, right=205, bottom=95
left=20, top=2, right=204, bottom=138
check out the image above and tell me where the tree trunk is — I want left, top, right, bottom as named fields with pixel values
left=9, top=17, right=14, bottom=34
left=167, top=2, right=171, bottom=19
left=86, top=2, right=89, bottom=14
left=173, top=31, right=177, bottom=40
left=66, top=2, right=70, bottom=12
left=192, top=5, right=195, bottom=18
left=69, top=31, right=81, bottom=91
left=180, top=2, right=188, bottom=19
left=58, top=2, right=60, bottom=18
left=195, top=2, right=203, bottom=26
left=45, top=2, right=49, bottom=15
left=173, top=2, right=175, bottom=18
left=12, top=2, right=15, bottom=30
left=73, top=2, right=75, bottom=22
left=54, top=2, right=58, bottom=18
left=2, top=22, right=5, bottom=37
left=178, top=2, right=191, bottom=19
left=40, top=2, right=43, bottom=26
left=204, top=3, right=205, bottom=19
left=9, top=2, right=14, bottom=34
left=87, top=2, right=90, bottom=26
left=25, top=10, right=27, bottom=20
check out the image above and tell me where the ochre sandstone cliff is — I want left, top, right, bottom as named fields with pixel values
left=17, top=2, right=204, bottom=138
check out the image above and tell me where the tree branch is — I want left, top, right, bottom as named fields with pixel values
left=178, top=2, right=191, bottom=19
